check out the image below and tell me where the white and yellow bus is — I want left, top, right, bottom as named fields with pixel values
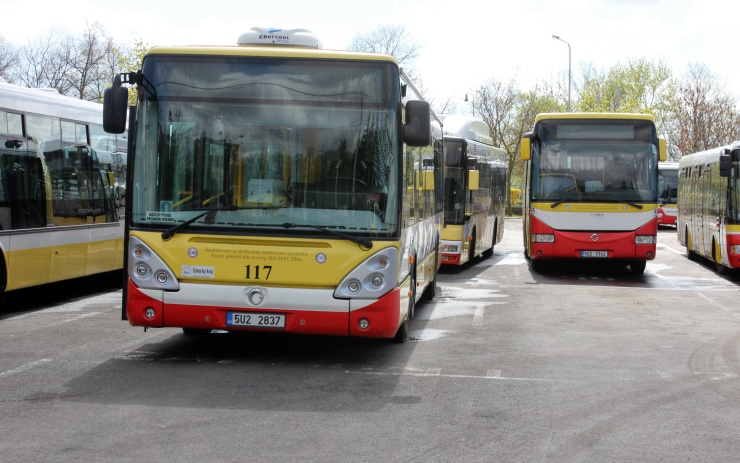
left=439, top=115, right=506, bottom=265
left=677, top=143, right=740, bottom=273
left=520, top=113, right=666, bottom=274
left=103, top=28, right=442, bottom=342
left=0, top=81, right=125, bottom=293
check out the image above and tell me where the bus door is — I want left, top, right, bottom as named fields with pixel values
left=701, top=164, right=714, bottom=256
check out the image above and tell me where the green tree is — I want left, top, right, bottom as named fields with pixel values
left=108, top=38, right=148, bottom=106
left=576, top=58, right=679, bottom=135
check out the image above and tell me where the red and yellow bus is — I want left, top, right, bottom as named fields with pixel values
left=0, top=81, right=125, bottom=294
left=520, top=113, right=666, bottom=274
left=657, top=161, right=678, bottom=226
left=103, top=28, right=443, bottom=342
left=439, top=115, right=507, bottom=265
left=677, top=143, right=740, bottom=273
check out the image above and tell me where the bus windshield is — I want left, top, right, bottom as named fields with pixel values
left=658, top=165, right=678, bottom=205
left=530, top=119, right=659, bottom=203
left=132, top=56, right=401, bottom=237
left=444, top=139, right=465, bottom=224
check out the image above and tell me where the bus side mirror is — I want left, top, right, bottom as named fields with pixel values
left=103, top=84, right=128, bottom=134
left=468, top=170, right=480, bottom=191
left=520, top=135, right=532, bottom=161
left=658, top=138, right=667, bottom=162
left=719, top=149, right=732, bottom=177
left=404, top=100, right=431, bottom=147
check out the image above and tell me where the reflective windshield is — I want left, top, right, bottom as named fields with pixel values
left=658, top=165, right=678, bottom=205
left=444, top=139, right=465, bottom=223
left=530, top=119, right=659, bottom=203
left=132, top=56, right=401, bottom=237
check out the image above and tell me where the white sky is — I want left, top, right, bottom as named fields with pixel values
left=3, top=0, right=738, bottom=113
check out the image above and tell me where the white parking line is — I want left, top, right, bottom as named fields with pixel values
left=0, top=358, right=52, bottom=379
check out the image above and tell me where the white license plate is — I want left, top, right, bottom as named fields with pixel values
left=226, top=312, right=285, bottom=328
left=581, top=250, right=608, bottom=258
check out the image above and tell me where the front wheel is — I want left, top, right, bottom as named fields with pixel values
left=630, top=260, right=647, bottom=275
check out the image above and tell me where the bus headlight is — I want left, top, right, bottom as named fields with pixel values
left=635, top=235, right=656, bottom=244
left=128, top=236, right=180, bottom=291
left=532, top=234, right=555, bottom=243
left=440, top=243, right=459, bottom=253
left=334, top=247, right=398, bottom=299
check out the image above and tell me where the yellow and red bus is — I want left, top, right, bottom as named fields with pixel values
left=677, top=143, right=740, bottom=273
left=0, top=81, right=125, bottom=294
left=103, top=28, right=442, bottom=342
left=520, top=113, right=666, bottom=274
left=439, top=115, right=506, bottom=265
left=657, top=161, right=678, bottom=226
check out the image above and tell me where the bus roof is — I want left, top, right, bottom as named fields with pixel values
left=0, top=82, right=102, bottom=124
left=441, top=115, right=494, bottom=145
left=534, top=112, right=657, bottom=123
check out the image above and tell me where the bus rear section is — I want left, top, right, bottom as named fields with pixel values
left=520, top=113, right=666, bottom=274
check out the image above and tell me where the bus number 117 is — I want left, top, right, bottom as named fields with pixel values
left=245, top=265, right=272, bottom=280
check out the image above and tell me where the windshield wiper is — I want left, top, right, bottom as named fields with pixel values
left=610, top=199, right=643, bottom=209
left=161, top=205, right=282, bottom=240
left=281, top=222, right=373, bottom=249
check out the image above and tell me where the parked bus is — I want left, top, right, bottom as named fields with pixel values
left=657, top=161, right=678, bottom=226
left=0, top=81, right=125, bottom=293
left=439, top=115, right=507, bottom=265
left=677, top=142, right=740, bottom=273
left=103, top=27, right=442, bottom=342
left=520, top=113, right=666, bottom=274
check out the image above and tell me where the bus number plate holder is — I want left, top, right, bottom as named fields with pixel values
left=580, top=250, right=608, bottom=258
left=226, top=312, right=286, bottom=328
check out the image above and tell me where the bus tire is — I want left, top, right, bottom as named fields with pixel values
left=685, top=227, right=698, bottom=261
left=422, top=245, right=437, bottom=301
left=630, top=260, right=647, bottom=274
left=182, top=328, right=212, bottom=335
left=482, top=224, right=496, bottom=259
left=393, top=318, right=409, bottom=343
left=713, top=239, right=728, bottom=275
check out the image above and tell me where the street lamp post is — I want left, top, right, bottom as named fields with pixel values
left=552, top=34, right=571, bottom=112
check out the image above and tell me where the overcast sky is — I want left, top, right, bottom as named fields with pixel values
left=4, top=0, right=738, bottom=112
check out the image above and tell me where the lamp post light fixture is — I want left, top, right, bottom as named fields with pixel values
left=552, top=34, right=571, bottom=112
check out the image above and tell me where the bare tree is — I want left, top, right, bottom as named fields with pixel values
left=10, top=31, right=75, bottom=93
left=672, top=63, right=740, bottom=157
left=68, top=22, right=116, bottom=101
left=0, top=35, right=19, bottom=82
left=348, top=24, right=421, bottom=71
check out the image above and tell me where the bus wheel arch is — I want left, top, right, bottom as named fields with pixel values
left=712, top=238, right=728, bottom=274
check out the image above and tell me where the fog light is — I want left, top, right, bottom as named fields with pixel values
left=348, top=280, right=361, bottom=293
left=358, top=318, right=369, bottom=329
left=144, top=307, right=156, bottom=319
left=156, top=271, right=168, bottom=284
left=371, top=275, right=383, bottom=287
left=136, top=264, right=148, bottom=277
